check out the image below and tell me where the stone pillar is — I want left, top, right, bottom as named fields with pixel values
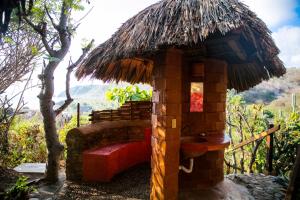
left=150, top=49, right=182, bottom=200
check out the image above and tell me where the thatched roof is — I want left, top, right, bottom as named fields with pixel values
left=76, top=0, right=285, bottom=91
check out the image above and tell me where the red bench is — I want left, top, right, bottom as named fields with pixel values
left=82, top=128, right=151, bottom=182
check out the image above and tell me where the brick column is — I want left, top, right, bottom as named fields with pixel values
left=150, top=49, right=182, bottom=200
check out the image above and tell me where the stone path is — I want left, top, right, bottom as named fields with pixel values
left=28, top=171, right=65, bottom=200
left=226, top=174, right=288, bottom=200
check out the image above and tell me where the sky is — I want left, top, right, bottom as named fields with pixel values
left=8, top=0, right=300, bottom=109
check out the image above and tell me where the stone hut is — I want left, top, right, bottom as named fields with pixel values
left=74, top=0, right=285, bottom=199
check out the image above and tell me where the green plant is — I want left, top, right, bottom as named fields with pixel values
left=105, top=85, right=152, bottom=106
left=225, top=90, right=300, bottom=176
left=273, top=112, right=300, bottom=176
left=0, top=116, right=46, bottom=168
left=4, top=176, right=35, bottom=200
left=58, top=116, right=89, bottom=159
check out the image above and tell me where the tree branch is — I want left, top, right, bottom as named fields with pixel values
left=55, top=39, right=94, bottom=116
left=56, top=1, right=71, bottom=55
left=23, top=16, right=56, bottom=56
left=249, top=139, right=263, bottom=173
left=44, top=5, right=58, bottom=30
left=224, top=159, right=242, bottom=171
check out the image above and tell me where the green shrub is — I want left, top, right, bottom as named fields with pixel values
left=0, top=116, right=46, bottom=168
left=58, top=116, right=89, bottom=159
left=225, top=90, right=300, bottom=176
left=4, top=176, right=35, bottom=200
left=105, top=85, right=152, bottom=106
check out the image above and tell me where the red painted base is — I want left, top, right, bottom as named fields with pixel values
left=82, top=128, right=151, bottom=182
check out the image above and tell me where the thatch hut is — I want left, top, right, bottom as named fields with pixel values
left=75, top=0, right=285, bottom=199
left=76, top=0, right=284, bottom=91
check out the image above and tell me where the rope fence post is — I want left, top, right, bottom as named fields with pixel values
left=77, top=103, right=80, bottom=127
left=266, top=124, right=274, bottom=175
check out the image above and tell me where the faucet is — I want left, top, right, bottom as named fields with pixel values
left=199, top=133, right=206, bottom=137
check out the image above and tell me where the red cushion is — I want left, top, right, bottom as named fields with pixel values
left=82, top=128, right=152, bottom=182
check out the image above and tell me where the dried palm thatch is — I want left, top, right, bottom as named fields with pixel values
left=76, top=0, right=285, bottom=91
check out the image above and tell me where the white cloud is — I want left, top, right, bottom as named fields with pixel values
left=272, top=26, right=300, bottom=68
left=242, top=0, right=298, bottom=28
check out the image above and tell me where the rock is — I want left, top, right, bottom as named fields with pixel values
left=226, top=173, right=288, bottom=200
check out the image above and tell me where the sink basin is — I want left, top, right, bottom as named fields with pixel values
left=180, top=136, right=208, bottom=159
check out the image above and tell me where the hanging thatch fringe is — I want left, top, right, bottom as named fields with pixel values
left=76, top=0, right=285, bottom=91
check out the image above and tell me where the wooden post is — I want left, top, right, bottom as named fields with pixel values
left=266, top=124, right=274, bottom=175
left=77, top=103, right=80, bottom=127
left=285, top=144, right=300, bottom=200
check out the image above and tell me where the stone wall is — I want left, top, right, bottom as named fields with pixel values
left=66, top=120, right=151, bottom=181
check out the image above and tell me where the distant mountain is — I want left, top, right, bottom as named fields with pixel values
left=55, top=83, right=151, bottom=114
left=56, top=84, right=112, bottom=100
left=241, top=67, right=300, bottom=110
left=54, top=68, right=300, bottom=114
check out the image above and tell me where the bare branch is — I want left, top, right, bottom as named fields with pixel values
left=73, top=6, right=94, bottom=27
left=22, top=16, right=43, bottom=34
left=55, top=39, right=94, bottom=116
left=249, top=139, right=263, bottom=173
left=8, top=68, right=34, bottom=125
left=45, top=5, right=58, bottom=30
left=23, top=16, right=56, bottom=56
left=224, top=159, right=242, bottom=171
left=0, top=25, right=42, bottom=93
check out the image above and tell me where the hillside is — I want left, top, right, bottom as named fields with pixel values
left=241, top=67, right=300, bottom=110
left=54, top=83, right=151, bottom=114
left=53, top=68, right=300, bottom=114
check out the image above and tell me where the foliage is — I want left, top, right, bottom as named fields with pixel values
left=225, top=90, right=300, bottom=176
left=58, top=115, right=89, bottom=158
left=4, top=176, right=35, bottom=200
left=105, top=85, right=152, bottom=106
left=21, top=0, right=91, bottom=182
left=0, top=116, right=46, bottom=168
left=273, top=112, right=300, bottom=175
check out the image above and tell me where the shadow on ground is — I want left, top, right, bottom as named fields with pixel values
left=56, top=163, right=151, bottom=200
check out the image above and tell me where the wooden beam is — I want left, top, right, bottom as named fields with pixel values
left=228, top=125, right=280, bottom=152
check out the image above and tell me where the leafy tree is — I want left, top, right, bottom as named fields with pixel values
left=18, top=0, right=93, bottom=182
left=105, top=85, right=152, bottom=106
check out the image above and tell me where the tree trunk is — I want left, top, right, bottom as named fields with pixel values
left=39, top=62, right=64, bottom=182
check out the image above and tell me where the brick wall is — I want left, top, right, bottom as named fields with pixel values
left=151, top=54, right=228, bottom=197
left=151, top=49, right=182, bottom=200
left=181, top=59, right=227, bottom=136
left=179, top=59, right=228, bottom=189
